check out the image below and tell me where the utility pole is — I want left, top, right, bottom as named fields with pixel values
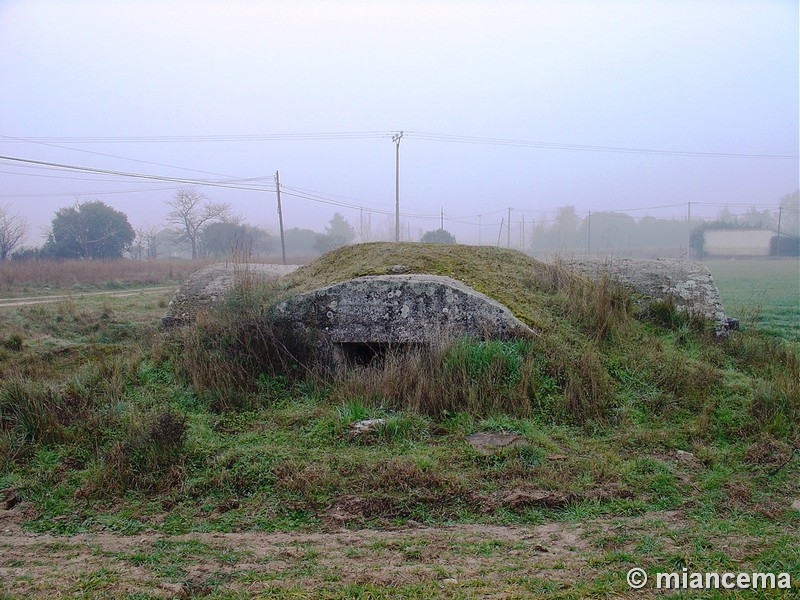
left=507, top=207, right=511, bottom=248
left=497, top=217, right=505, bottom=247
left=359, top=206, right=364, bottom=243
left=392, top=131, right=404, bottom=242
left=530, top=218, right=535, bottom=253
left=776, top=205, right=783, bottom=257
left=587, top=210, right=591, bottom=257
left=275, top=171, right=286, bottom=265
left=440, top=207, right=444, bottom=230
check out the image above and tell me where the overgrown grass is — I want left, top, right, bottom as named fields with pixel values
left=0, top=257, right=218, bottom=296
left=0, top=244, right=797, bottom=596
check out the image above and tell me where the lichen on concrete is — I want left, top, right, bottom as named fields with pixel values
left=558, top=257, right=727, bottom=325
left=161, top=262, right=299, bottom=328
left=272, top=274, right=536, bottom=365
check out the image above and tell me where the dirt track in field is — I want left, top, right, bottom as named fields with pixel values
left=0, top=505, right=611, bottom=598
left=0, top=286, right=176, bottom=309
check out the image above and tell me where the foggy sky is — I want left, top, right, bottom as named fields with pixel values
left=1, top=0, right=798, bottom=247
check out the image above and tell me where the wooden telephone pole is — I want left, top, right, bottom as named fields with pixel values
left=275, top=171, right=286, bottom=265
left=393, top=131, right=404, bottom=242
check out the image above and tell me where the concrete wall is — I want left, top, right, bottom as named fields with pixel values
left=704, top=229, right=774, bottom=257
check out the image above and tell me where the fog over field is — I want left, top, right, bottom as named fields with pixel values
left=0, top=0, right=797, bottom=246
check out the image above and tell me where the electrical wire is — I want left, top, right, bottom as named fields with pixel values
left=0, top=134, right=242, bottom=179
left=1, top=131, right=391, bottom=143
left=405, top=131, right=799, bottom=160
left=5, top=129, right=794, bottom=159
left=0, top=155, right=275, bottom=193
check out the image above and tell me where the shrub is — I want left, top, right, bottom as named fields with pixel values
left=420, top=229, right=456, bottom=244
left=94, top=409, right=188, bottom=494
left=1, top=333, right=23, bottom=352
left=0, top=377, right=62, bottom=444
left=172, top=279, right=313, bottom=411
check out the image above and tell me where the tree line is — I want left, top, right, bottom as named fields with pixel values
left=2, top=189, right=796, bottom=260
left=2, top=190, right=367, bottom=261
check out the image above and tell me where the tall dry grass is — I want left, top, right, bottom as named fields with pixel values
left=329, top=335, right=612, bottom=423
left=0, top=257, right=290, bottom=294
left=538, top=260, right=633, bottom=340
left=170, top=276, right=315, bottom=411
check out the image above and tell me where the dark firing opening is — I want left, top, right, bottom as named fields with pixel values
left=335, top=341, right=427, bottom=367
left=336, top=342, right=391, bottom=367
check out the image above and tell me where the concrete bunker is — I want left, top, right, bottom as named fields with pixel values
left=272, top=274, right=536, bottom=367
left=557, top=257, right=729, bottom=329
left=160, top=262, right=299, bottom=328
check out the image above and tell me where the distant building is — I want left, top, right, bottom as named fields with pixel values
left=703, top=229, right=774, bottom=257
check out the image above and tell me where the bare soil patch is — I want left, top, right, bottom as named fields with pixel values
left=1, top=511, right=589, bottom=597
left=0, top=508, right=771, bottom=598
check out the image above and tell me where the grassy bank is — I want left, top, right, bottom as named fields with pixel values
left=0, top=244, right=798, bottom=597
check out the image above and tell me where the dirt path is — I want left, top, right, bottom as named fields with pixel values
left=0, top=507, right=601, bottom=598
left=0, top=286, right=176, bottom=309
left=0, top=505, right=781, bottom=598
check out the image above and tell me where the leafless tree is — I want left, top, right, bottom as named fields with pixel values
left=165, top=189, right=234, bottom=259
left=128, top=224, right=162, bottom=260
left=129, top=227, right=146, bottom=260
left=0, top=203, right=29, bottom=259
left=143, top=224, right=161, bottom=259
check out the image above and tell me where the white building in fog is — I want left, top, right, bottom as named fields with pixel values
left=703, top=229, right=774, bottom=257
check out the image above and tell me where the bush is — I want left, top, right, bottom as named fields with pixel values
left=94, top=409, right=188, bottom=494
left=1, top=333, right=23, bottom=352
left=770, top=235, right=800, bottom=256
left=0, top=377, right=62, bottom=444
left=420, top=229, right=456, bottom=244
left=172, top=279, right=312, bottom=411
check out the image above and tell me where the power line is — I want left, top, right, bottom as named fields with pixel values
left=0, top=131, right=391, bottom=144
left=0, top=134, right=240, bottom=179
left=2, top=154, right=794, bottom=227
left=0, top=154, right=275, bottom=193
left=5, top=129, right=794, bottom=159
left=405, top=131, right=799, bottom=160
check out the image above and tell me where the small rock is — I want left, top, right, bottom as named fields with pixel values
left=546, top=454, right=568, bottom=461
left=389, top=264, right=409, bottom=273
left=1, top=489, right=20, bottom=510
left=348, top=419, right=386, bottom=435
left=791, top=499, right=800, bottom=511
left=159, top=582, right=186, bottom=598
left=503, top=488, right=573, bottom=510
left=443, top=578, right=458, bottom=585
left=467, top=431, right=524, bottom=454
left=676, top=450, right=696, bottom=462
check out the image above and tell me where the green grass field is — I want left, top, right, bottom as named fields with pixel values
left=0, top=248, right=798, bottom=598
left=704, top=258, right=800, bottom=342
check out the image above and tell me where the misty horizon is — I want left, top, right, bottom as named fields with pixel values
left=1, top=1, right=797, bottom=249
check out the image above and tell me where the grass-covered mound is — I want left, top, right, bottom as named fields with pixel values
left=178, top=243, right=727, bottom=423
left=281, top=242, right=625, bottom=333
left=0, top=244, right=797, bottom=596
